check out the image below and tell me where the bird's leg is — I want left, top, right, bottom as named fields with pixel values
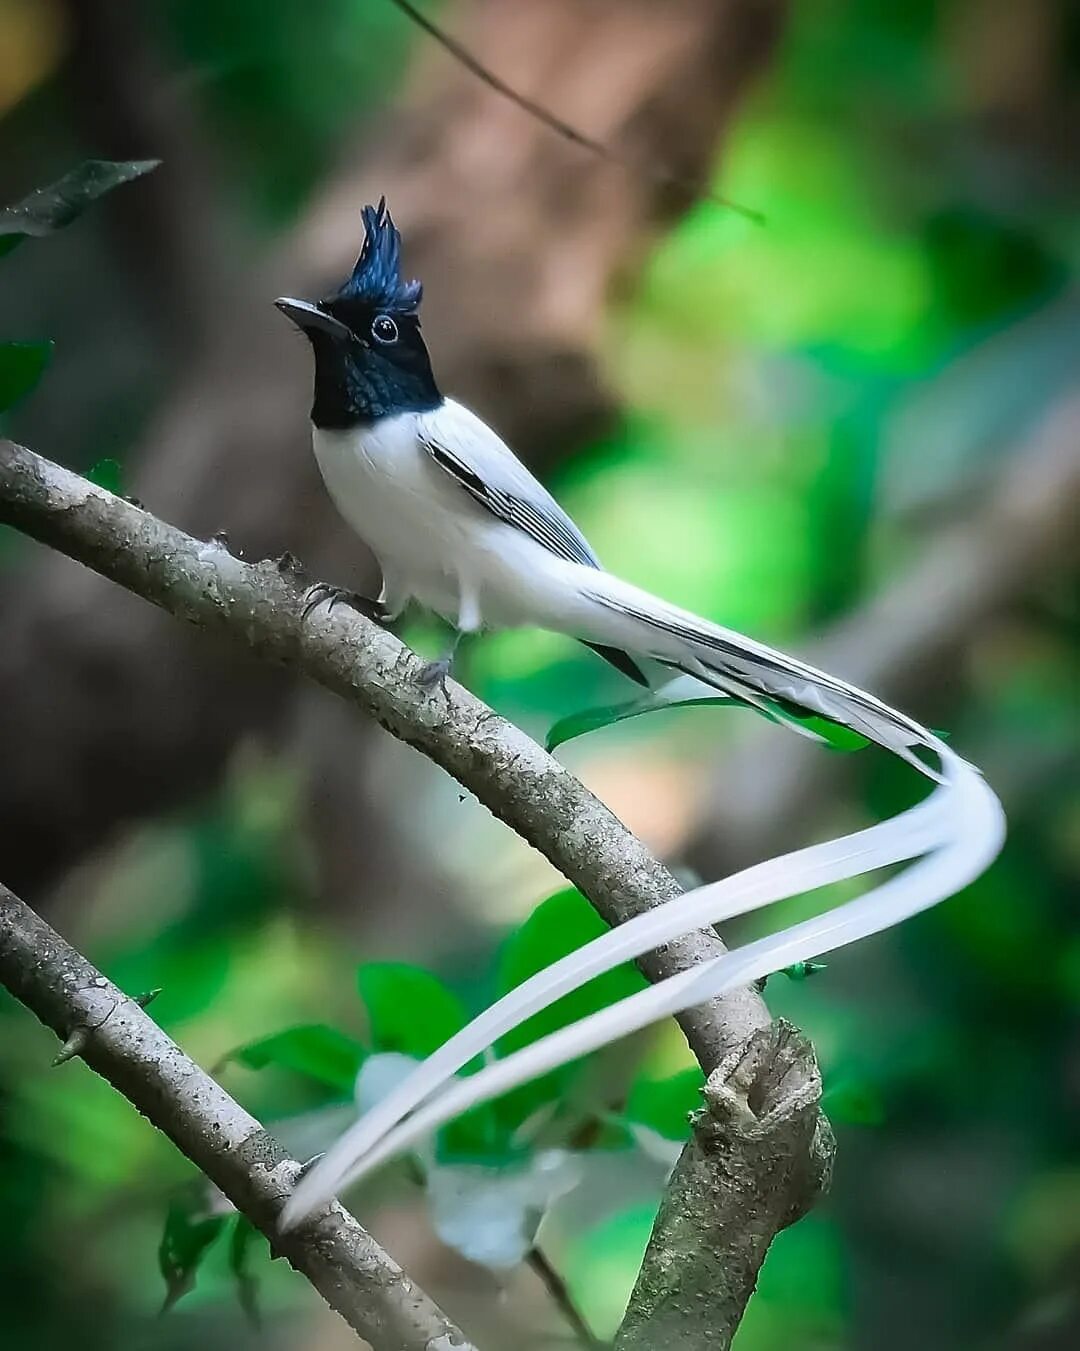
left=417, top=629, right=464, bottom=696
left=301, top=582, right=390, bottom=625
left=417, top=584, right=479, bottom=696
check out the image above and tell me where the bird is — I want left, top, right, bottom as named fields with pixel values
left=275, top=199, right=1005, bottom=1229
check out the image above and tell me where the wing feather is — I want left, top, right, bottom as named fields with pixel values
left=417, top=401, right=600, bottom=569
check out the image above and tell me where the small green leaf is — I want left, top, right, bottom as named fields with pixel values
left=624, top=1067, right=705, bottom=1141
left=0, top=159, right=160, bottom=246
left=218, top=1024, right=365, bottom=1092
left=86, top=457, right=124, bottom=495
left=229, top=1217, right=263, bottom=1329
left=0, top=341, right=53, bottom=413
left=357, top=962, right=468, bottom=1058
left=782, top=960, right=828, bottom=982
left=158, top=1186, right=228, bottom=1314
left=546, top=694, right=736, bottom=752
left=545, top=692, right=870, bottom=754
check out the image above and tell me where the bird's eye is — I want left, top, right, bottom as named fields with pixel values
left=371, top=314, right=399, bottom=344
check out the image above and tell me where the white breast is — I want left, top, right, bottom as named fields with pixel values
left=313, top=416, right=455, bottom=618
left=311, top=405, right=596, bottom=634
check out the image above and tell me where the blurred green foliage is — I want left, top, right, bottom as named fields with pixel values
left=0, top=337, right=51, bottom=410
left=0, top=0, right=1077, bottom=1348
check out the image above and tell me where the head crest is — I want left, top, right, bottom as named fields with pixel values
left=335, top=197, right=422, bottom=312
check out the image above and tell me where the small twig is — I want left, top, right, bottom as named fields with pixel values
left=528, top=1247, right=606, bottom=1348
left=386, top=0, right=762, bottom=223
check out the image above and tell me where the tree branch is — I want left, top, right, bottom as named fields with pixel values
left=0, top=437, right=830, bottom=1348
left=0, top=881, right=476, bottom=1351
left=616, top=1023, right=832, bottom=1351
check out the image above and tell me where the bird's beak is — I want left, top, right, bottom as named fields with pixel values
left=274, top=296, right=354, bottom=342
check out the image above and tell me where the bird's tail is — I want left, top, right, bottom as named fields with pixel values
left=575, top=570, right=942, bottom=775
left=280, top=572, right=1006, bottom=1231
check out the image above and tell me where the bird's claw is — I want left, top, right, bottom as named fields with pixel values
left=301, top=583, right=388, bottom=624
left=417, top=656, right=453, bottom=698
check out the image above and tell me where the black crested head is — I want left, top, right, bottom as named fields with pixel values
left=275, top=198, right=441, bottom=429
left=337, top=197, right=424, bottom=313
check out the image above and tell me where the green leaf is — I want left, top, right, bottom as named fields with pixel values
left=781, top=960, right=828, bottom=982
left=85, top=457, right=124, bottom=495
left=229, top=1217, right=263, bottom=1329
left=624, top=1067, right=705, bottom=1141
left=545, top=692, right=869, bottom=754
left=158, top=1186, right=228, bottom=1314
left=0, top=159, right=160, bottom=250
left=497, top=889, right=648, bottom=1054
left=218, top=1024, right=365, bottom=1092
left=490, top=889, right=651, bottom=1129
left=357, top=962, right=468, bottom=1058
left=0, top=341, right=53, bottom=413
left=546, top=694, right=736, bottom=752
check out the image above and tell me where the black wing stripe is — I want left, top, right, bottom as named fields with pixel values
left=582, top=642, right=651, bottom=687
left=424, top=438, right=599, bottom=569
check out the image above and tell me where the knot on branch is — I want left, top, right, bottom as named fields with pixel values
left=695, top=1019, right=834, bottom=1225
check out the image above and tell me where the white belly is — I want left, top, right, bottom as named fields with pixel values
left=312, top=415, right=568, bottom=631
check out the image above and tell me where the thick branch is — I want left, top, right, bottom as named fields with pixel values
left=0, top=439, right=831, bottom=1349
left=616, top=1023, right=831, bottom=1351
left=0, top=438, right=762, bottom=1073
left=0, top=882, right=475, bottom=1351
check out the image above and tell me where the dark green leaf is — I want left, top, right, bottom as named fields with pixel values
left=497, top=889, right=648, bottom=1053
left=488, top=888, right=650, bottom=1127
left=229, top=1217, right=263, bottom=1329
left=357, top=962, right=468, bottom=1058
left=158, top=1187, right=228, bottom=1314
left=218, top=1024, right=365, bottom=1092
left=0, top=341, right=53, bottom=413
left=0, top=160, right=160, bottom=244
left=545, top=692, right=870, bottom=753
left=624, top=1067, right=705, bottom=1141
left=86, top=457, right=124, bottom=495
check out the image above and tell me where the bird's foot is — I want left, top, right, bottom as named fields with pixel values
left=301, top=583, right=388, bottom=624
left=417, top=655, right=453, bottom=698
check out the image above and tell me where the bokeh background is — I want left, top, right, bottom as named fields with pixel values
left=1, top=1, right=1077, bottom=1348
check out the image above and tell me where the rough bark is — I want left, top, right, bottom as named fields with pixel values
left=616, top=1023, right=831, bottom=1351
left=0, top=882, right=477, bottom=1351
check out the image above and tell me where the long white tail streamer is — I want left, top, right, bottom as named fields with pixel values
left=281, top=745, right=1003, bottom=1230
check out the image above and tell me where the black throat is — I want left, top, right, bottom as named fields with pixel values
left=307, top=331, right=442, bottom=430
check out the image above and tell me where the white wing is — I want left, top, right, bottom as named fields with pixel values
left=417, top=399, right=600, bottom=569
